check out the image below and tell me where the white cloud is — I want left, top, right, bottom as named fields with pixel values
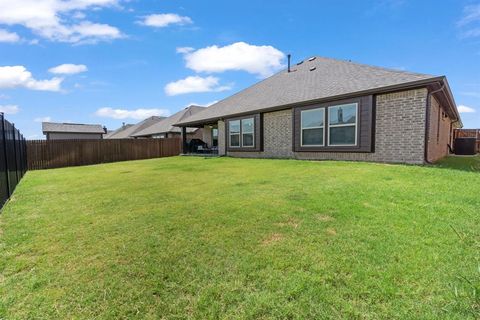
left=460, top=91, right=480, bottom=98
left=458, top=4, right=480, bottom=26
left=462, top=28, right=480, bottom=38
left=458, top=105, right=476, bottom=113
left=0, top=66, right=63, bottom=91
left=34, top=116, right=52, bottom=122
left=49, top=64, right=88, bottom=75
left=176, top=46, right=194, bottom=54
left=95, top=107, right=170, bottom=120
left=69, top=21, right=122, bottom=43
left=180, top=42, right=286, bottom=77
left=0, top=0, right=123, bottom=43
left=0, top=104, right=19, bottom=114
left=164, top=76, right=232, bottom=96
left=458, top=4, right=480, bottom=38
left=0, top=28, right=20, bottom=42
left=139, top=13, right=192, bottom=28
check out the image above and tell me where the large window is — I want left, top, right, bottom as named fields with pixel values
left=241, top=118, right=254, bottom=147
left=301, top=108, right=324, bottom=146
left=229, top=118, right=255, bottom=148
left=328, top=103, right=357, bottom=146
left=294, top=96, right=373, bottom=153
left=229, top=120, right=240, bottom=147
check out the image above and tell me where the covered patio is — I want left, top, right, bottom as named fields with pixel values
left=180, top=122, right=219, bottom=155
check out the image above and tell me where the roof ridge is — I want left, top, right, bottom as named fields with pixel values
left=311, top=55, right=436, bottom=78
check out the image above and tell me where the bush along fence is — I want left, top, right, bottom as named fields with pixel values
left=27, top=138, right=182, bottom=170
left=0, top=113, right=27, bottom=209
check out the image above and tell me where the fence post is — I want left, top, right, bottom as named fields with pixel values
left=1, top=113, right=10, bottom=198
left=12, top=124, right=20, bottom=183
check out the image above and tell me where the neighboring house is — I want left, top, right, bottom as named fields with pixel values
left=105, top=116, right=165, bottom=139
left=42, top=122, right=106, bottom=140
left=104, top=123, right=134, bottom=139
left=175, top=56, right=462, bottom=164
left=132, top=105, right=206, bottom=142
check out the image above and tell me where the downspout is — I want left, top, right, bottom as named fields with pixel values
left=424, top=82, right=445, bottom=164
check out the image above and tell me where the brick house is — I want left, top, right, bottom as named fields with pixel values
left=175, top=56, right=462, bottom=164
left=132, top=105, right=205, bottom=141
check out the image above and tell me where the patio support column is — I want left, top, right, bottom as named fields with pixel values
left=181, top=126, right=188, bottom=154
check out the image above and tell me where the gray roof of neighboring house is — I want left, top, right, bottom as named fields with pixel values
left=176, top=56, right=444, bottom=126
left=42, top=122, right=105, bottom=134
left=132, top=105, right=205, bottom=137
left=105, top=116, right=165, bottom=139
left=103, top=124, right=134, bottom=139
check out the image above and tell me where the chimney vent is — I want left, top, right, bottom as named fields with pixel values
left=287, top=54, right=291, bottom=73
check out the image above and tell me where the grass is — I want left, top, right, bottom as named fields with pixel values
left=0, top=156, right=479, bottom=319
left=436, top=154, right=480, bottom=172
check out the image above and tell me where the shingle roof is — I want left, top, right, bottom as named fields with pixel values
left=105, top=116, right=165, bottom=139
left=176, top=56, right=441, bottom=126
left=132, top=105, right=205, bottom=137
left=103, top=124, right=134, bottom=139
left=42, top=122, right=105, bottom=134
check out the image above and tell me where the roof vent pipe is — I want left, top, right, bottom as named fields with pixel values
left=287, top=54, right=291, bottom=73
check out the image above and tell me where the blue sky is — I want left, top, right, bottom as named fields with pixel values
left=0, top=0, right=479, bottom=139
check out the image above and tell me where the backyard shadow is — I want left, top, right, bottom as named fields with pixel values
left=434, top=155, right=480, bottom=173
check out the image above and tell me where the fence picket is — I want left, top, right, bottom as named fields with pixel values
left=26, top=138, right=182, bottom=170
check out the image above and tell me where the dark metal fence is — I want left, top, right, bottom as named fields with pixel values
left=0, top=113, right=27, bottom=209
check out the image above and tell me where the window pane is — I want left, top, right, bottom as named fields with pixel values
left=212, top=128, right=218, bottom=138
left=301, top=108, right=324, bottom=128
left=329, top=126, right=356, bottom=145
left=229, top=120, right=240, bottom=134
left=242, top=118, right=254, bottom=133
left=242, top=133, right=254, bottom=146
left=230, top=134, right=240, bottom=147
left=329, top=104, right=357, bottom=125
left=302, top=128, right=323, bottom=146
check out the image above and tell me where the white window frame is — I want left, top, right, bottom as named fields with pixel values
left=241, top=118, right=255, bottom=148
left=300, top=108, right=325, bottom=147
left=327, top=103, right=358, bottom=147
left=229, top=120, right=241, bottom=148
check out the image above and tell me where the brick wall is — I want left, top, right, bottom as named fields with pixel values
left=220, top=88, right=429, bottom=164
left=202, top=125, right=213, bottom=147
left=426, top=96, right=452, bottom=162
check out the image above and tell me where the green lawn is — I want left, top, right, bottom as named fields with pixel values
left=1, top=157, right=479, bottom=319
left=436, top=154, right=480, bottom=172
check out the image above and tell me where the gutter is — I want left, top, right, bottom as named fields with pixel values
left=424, top=82, right=445, bottom=164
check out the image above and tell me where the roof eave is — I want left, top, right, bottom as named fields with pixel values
left=175, top=76, right=445, bottom=127
left=440, top=77, right=463, bottom=128
left=42, top=131, right=105, bottom=134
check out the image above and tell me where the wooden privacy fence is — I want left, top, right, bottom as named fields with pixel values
left=27, top=138, right=182, bottom=170
left=454, top=129, right=480, bottom=152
